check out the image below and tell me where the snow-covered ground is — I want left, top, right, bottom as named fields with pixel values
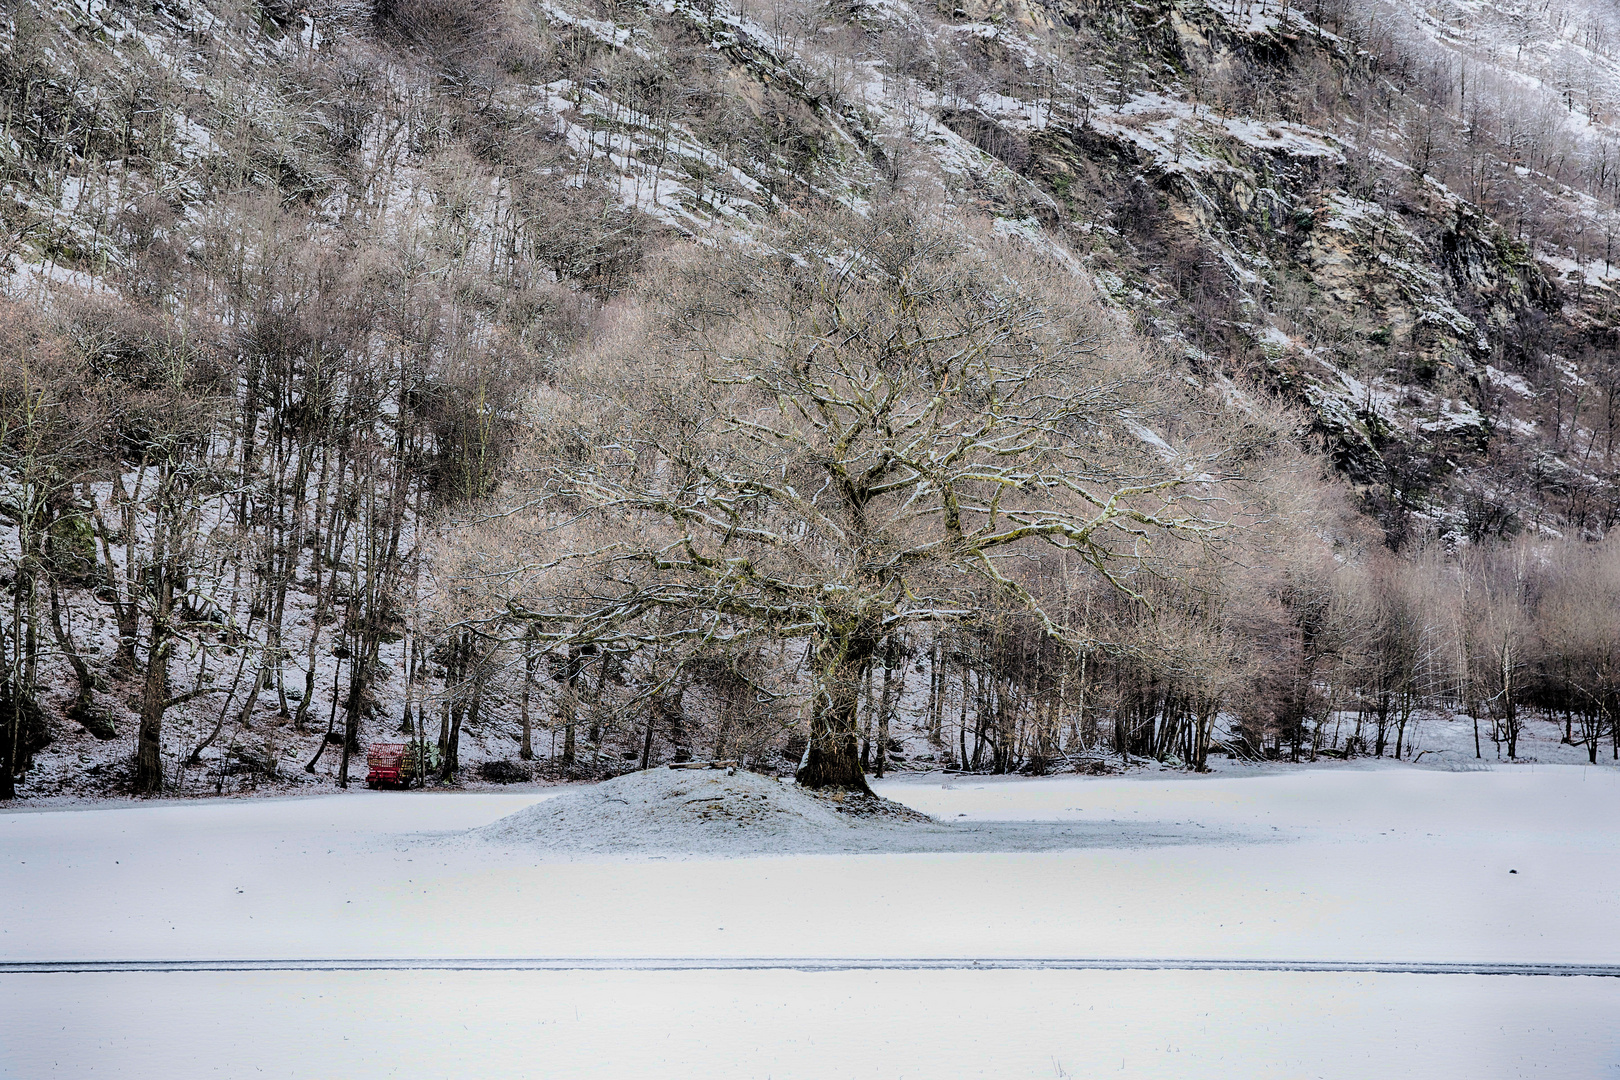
left=4, top=967, right=1612, bottom=1079
left=3, top=762, right=1618, bottom=1077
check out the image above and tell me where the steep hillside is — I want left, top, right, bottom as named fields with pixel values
left=9, top=0, right=1620, bottom=540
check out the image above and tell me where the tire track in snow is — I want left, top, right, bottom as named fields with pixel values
left=3, top=958, right=1616, bottom=977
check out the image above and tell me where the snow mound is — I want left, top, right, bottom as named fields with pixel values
left=477, top=767, right=1245, bottom=858
left=479, top=768, right=928, bottom=856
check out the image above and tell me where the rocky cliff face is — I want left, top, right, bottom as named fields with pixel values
left=5, top=0, right=1620, bottom=543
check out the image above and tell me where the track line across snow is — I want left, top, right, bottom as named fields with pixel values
left=4, top=957, right=1617, bottom=976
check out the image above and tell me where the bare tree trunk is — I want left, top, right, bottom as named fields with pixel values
left=0, top=619, right=17, bottom=802
left=93, top=472, right=143, bottom=676
left=337, top=649, right=368, bottom=788
left=436, top=694, right=451, bottom=778
left=133, top=574, right=175, bottom=794
left=292, top=450, right=334, bottom=734
left=860, top=660, right=874, bottom=772
left=587, top=651, right=610, bottom=760
left=1193, top=702, right=1216, bottom=772
left=303, top=654, right=344, bottom=774
left=560, top=645, right=583, bottom=766
left=875, top=634, right=897, bottom=779
left=1496, top=637, right=1522, bottom=760
left=1395, top=690, right=1412, bottom=759
left=519, top=638, right=536, bottom=761
left=188, top=615, right=260, bottom=766
left=46, top=576, right=97, bottom=728
left=444, top=696, right=465, bottom=780
left=796, top=630, right=873, bottom=792
left=439, top=634, right=469, bottom=781
left=926, top=634, right=944, bottom=744
left=958, top=659, right=970, bottom=769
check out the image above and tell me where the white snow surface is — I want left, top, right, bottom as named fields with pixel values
left=4, top=762, right=1620, bottom=1077
left=4, top=763, right=1618, bottom=965
left=4, top=968, right=1613, bottom=1079
left=4, top=763, right=1618, bottom=966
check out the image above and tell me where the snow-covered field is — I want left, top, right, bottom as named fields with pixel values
left=5, top=967, right=1613, bottom=1079
left=3, top=762, right=1618, bottom=1077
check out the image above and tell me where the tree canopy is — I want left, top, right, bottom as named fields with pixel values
left=471, top=213, right=1242, bottom=788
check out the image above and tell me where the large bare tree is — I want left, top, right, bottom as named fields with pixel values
left=467, top=212, right=1238, bottom=789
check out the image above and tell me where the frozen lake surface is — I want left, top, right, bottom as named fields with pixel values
left=3, top=762, right=1618, bottom=1077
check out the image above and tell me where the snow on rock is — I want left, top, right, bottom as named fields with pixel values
left=1484, top=363, right=1538, bottom=398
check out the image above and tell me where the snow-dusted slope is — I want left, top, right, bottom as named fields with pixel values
left=8, top=0, right=1617, bottom=539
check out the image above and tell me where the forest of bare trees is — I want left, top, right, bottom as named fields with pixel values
left=6, top=0, right=1620, bottom=798
left=5, top=197, right=1618, bottom=799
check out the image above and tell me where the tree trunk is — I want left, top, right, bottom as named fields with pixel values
left=46, top=577, right=98, bottom=729
left=188, top=632, right=256, bottom=766
left=436, top=695, right=451, bottom=778
left=0, top=609, right=17, bottom=799
left=859, top=661, right=873, bottom=772
left=796, top=631, right=873, bottom=792
left=93, top=488, right=141, bottom=677
left=925, top=635, right=942, bottom=744
left=304, top=655, right=343, bottom=774
left=1395, top=694, right=1411, bottom=760
left=292, top=447, right=334, bottom=733
left=0, top=692, right=15, bottom=802
left=1194, top=709, right=1211, bottom=772
left=133, top=661, right=166, bottom=792
left=439, top=636, right=467, bottom=782
left=587, top=651, right=609, bottom=759
left=519, top=643, right=535, bottom=761
left=1502, top=643, right=1519, bottom=759
left=133, top=573, right=175, bottom=794
left=443, top=697, right=464, bottom=780
left=337, top=651, right=368, bottom=788
left=641, top=712, right=656, bottom=770
left=875, top=634, right=897, bottom=780
left=560, top=645, right=584, bottom=766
